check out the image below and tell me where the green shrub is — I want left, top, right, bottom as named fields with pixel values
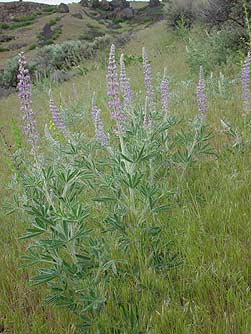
left=0, top=35, right=112, bottom=88
left=143, top=16, right=153, bottom=24
left=36, top=35, right=112, bottom=72
left=113, top=18, right=124, bottom=24
left=185, top=27, right=244, bottom=73
left=9, top=21, right=33, bottom=30
left=44, top=39, right=55, bottom=46
left=0, top=22, right=10, bottom=29
left=12, top=13, right=39, bottom=23
left=0, top=57, right=19, bottom=87
left=42, top=6, right=57, bottom=13
left=52, top=27, right=62, bottom=40
left=0, top=47, right=9, bottom=52
left=28, top=42, right=38, bottom=51
left=49, top=17, right=61, bottom=26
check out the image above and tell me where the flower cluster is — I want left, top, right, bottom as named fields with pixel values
left=49, top=93, right=69, bottom=137
left=160, top=67, right=169, bottom=115
left=142, top=47, right=154, bottom=100
left=196, top=66, right=208, bottom=118
left=17, top=52, right=39, bottom=156
left=241, top=52, right=251, bottom=114
left=120, top=54, right=133, bottom=109
left=91, top=96, right=109, bottom=147
left=106, top=44, right=125, bottom=134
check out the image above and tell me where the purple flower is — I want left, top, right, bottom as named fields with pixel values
left=49, top=92, right=69, bottom=137
left=196, top=66, right=208, bottom=118
left=91, top=96, right=109, bottom=147
left=160, top=67, right=169, bottom=114
left=142, top=47, right=154, bottom=100
left=241, top=52, right=251, bottom=114
left=17, top=52, right=39, bottom=156
left=120, top=54, right=133, bottom=108
left=106, top=44, right=125, bottom=134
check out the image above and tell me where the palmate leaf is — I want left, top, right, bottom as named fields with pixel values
left=103, top=214, right=126, bottom=233
left=72, top=228, right=92, bottom=242
left=42, top=166, right=54, bottom=181
left=79, top=291, right=105, bottom=312
left=152, top=116, right=180, bottom=138
left=122, top=172, right=143, bottom=189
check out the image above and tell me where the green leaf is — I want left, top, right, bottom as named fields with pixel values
left=93, top=197, right=116, bottom=202
left=152, top=205, right=171, bottom=213
left=31, top=270, right=58, bottom=285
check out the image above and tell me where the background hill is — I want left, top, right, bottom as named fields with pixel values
left=0, top=1, right=160, bottom=68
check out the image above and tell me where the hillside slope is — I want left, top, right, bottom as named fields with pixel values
left=0, top=1, right=156, bottom=69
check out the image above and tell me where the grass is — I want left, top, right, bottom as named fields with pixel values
left=0, top=21, right=251, bottom=333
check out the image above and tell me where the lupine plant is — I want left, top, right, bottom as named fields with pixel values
left=220, top=51, right=251, bottom=152
left=241, top=51, right=251, bottom=114
left=17, top=52, right=39, bottom=158
left=14, top=46, right=215, bottom=332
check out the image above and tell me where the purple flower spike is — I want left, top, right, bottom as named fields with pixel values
left=49, top=92, right=69, bottom=137
left=17, top=52, right=39, bottom=156
left=142, top=47, right=154, bottom=100
left=160, top=67, right=169, bottom=114
left=196, top=66, right=208, bottom=118
left=120, top=54, right=133, bottom=109
left=91, top=96, right=109, bottom=147
left=241, top=52, right=251, bottom=114
left=106, top=44, right=125, bottom=134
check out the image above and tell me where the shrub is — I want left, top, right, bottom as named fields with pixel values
left=0, top=56, right=19, bottom=87
left=28, top=43, right=38, bottom=51
left=0, top=47, right=9, bottom=52
left=165, top=0, right=205, bottom=29
left=185, top=27, right=243, bottom=73
left=1, top=35, right=112, bottom=88
left=48, top=17, right=61, bottom=26
left=42, top=6, right=57, bottom=13
left=34, top=35, right=111, bottom=72
left=12, top=13, right=39, bottom=23
left=202, top=0, right=251, bottom=49
left=0, top=22, right=9, bottom=29
left=9, top=21, right=34, bottom=30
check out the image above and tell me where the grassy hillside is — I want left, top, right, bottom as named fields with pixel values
left=0, top=1, right=151, bottom=69
left=0, top=16, right=251, bottom=334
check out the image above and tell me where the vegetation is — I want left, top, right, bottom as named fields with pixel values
left=0, top=47, right=10, bottom=52
left=0, top=36, right=111, bottom=88
left=0, top=2, right=251, bottom=334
